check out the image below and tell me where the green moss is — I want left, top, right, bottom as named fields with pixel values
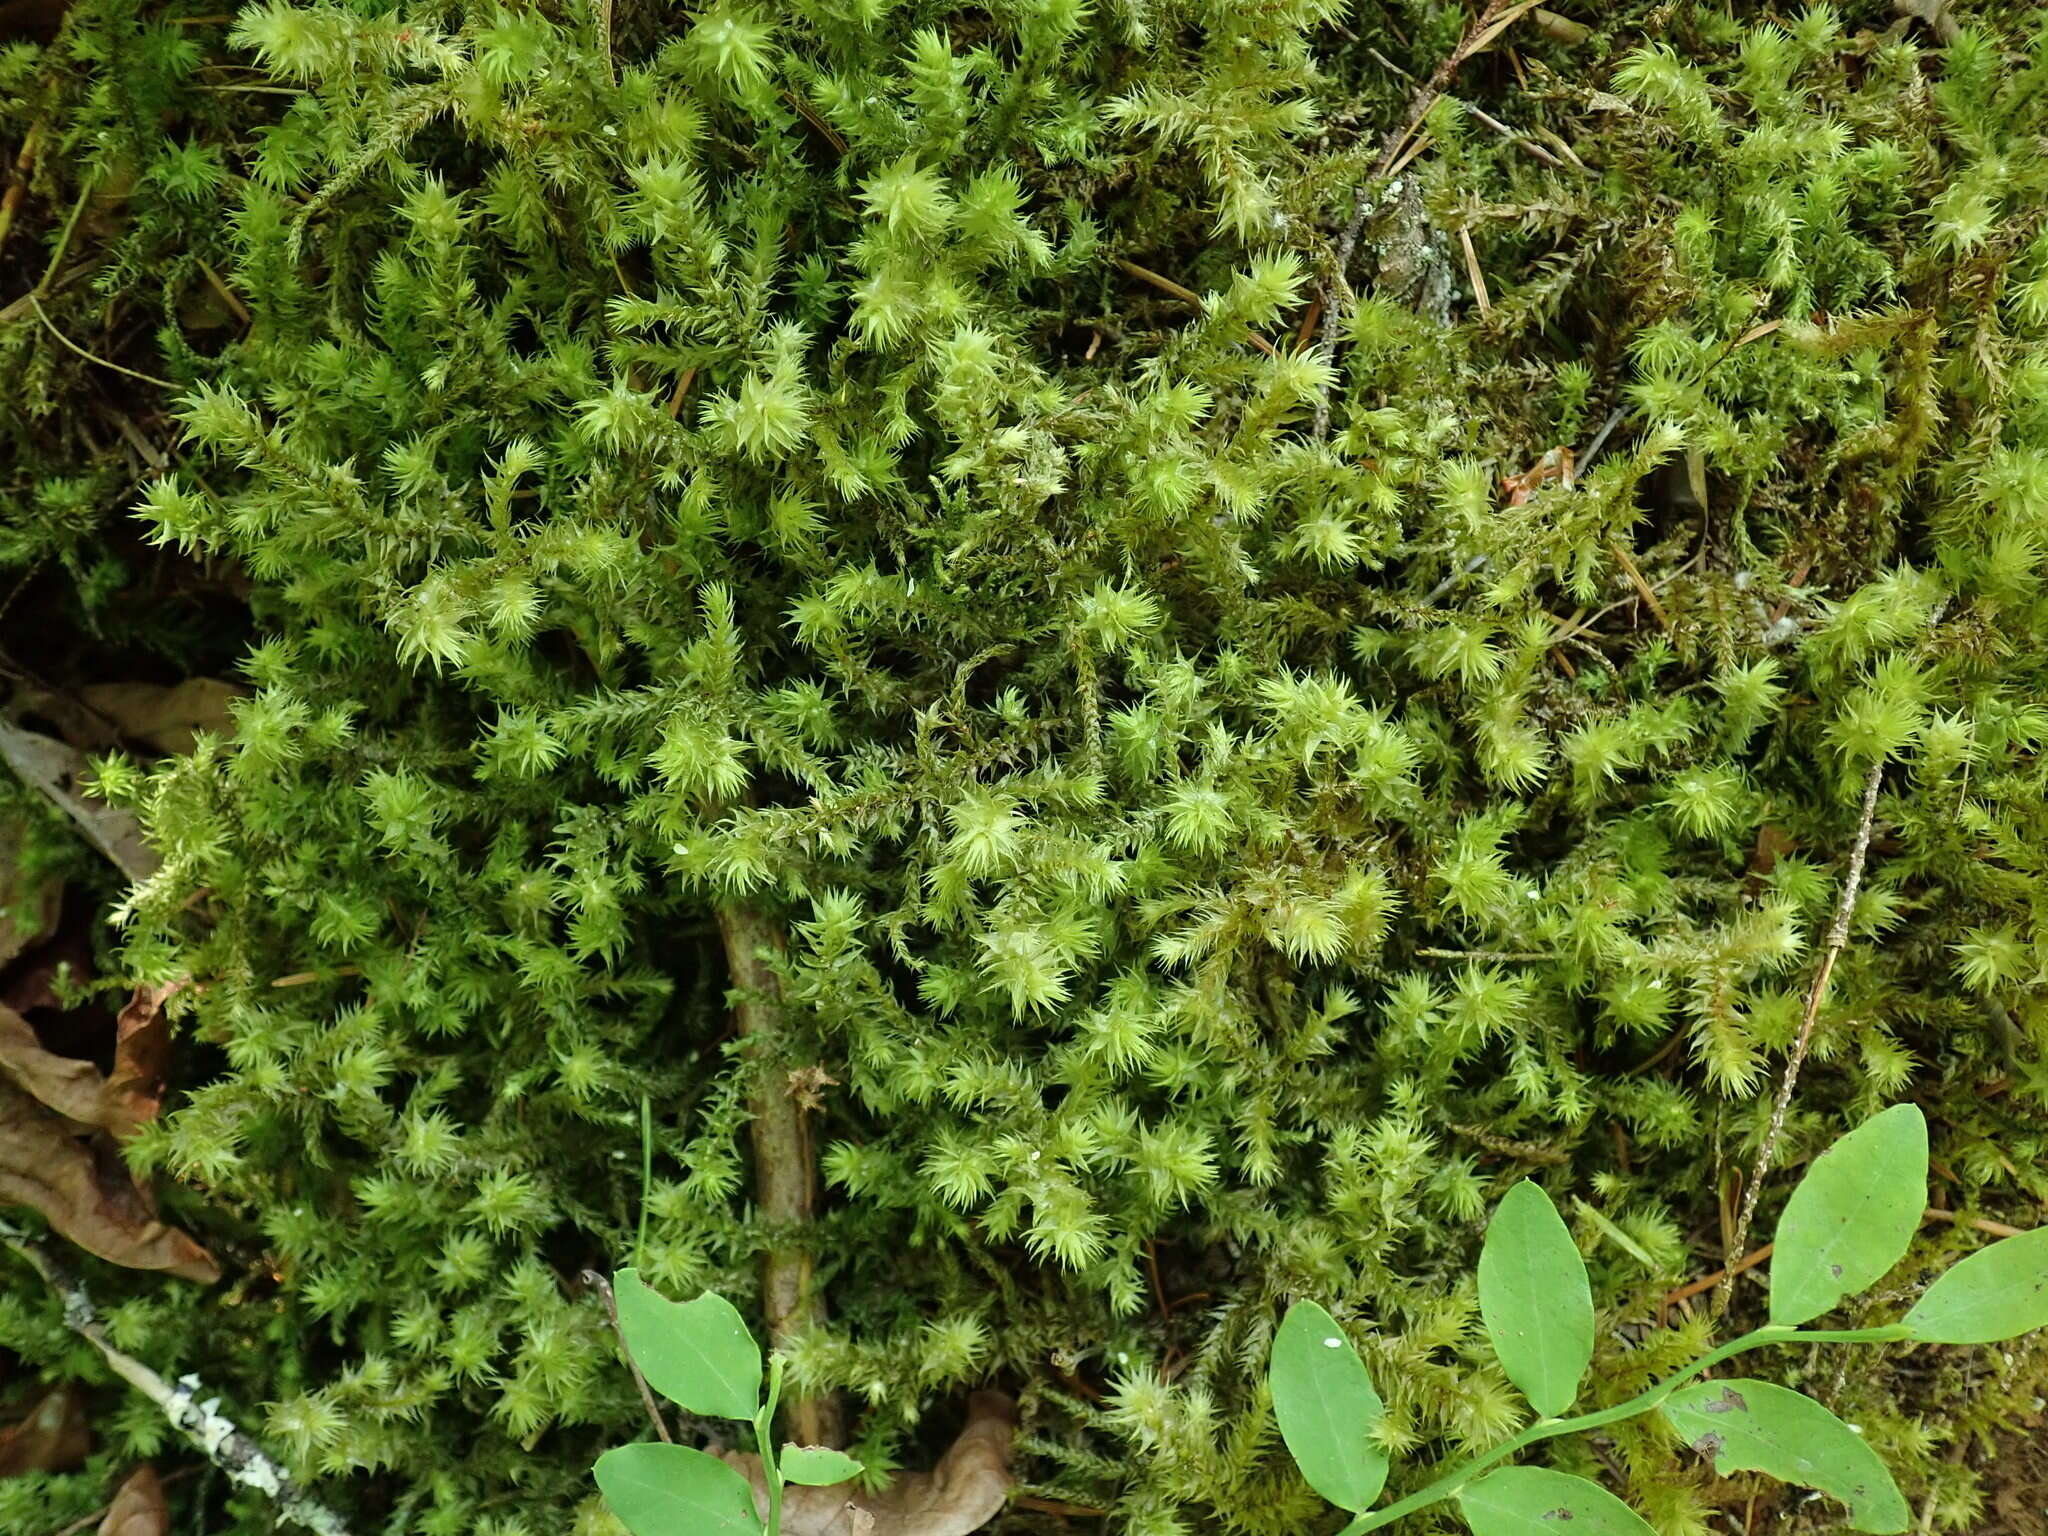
left=4, top=0, right=2048, bottom=1531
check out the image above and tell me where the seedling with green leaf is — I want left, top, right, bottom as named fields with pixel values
left=1271, top=1104, right=2048, bottom=1534
left=595, top=1270, right=863, bottom=1536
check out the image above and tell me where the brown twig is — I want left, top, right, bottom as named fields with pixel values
left=1766, top=557, right=1813, bottom=628
left=716, top=902, right=842, bottom=1449
left=1113, top=258, right=1279, bottom=357
left=1667, top=1242, right=1775, bottom=1310
left=666, top=366, right=696, bottom=419
left=1457, top=224, right=1491, bottom=318
left=1609, top=541, right=1671, bottom=634
left=195, top=257, right=251, bottom=328
left=582, top=1269, right=673, bottom=1444
left=1291, top=296, right=1323, bottom=352
left=1919, top=1208, right=2024, bottom=1240
left=1713, top=757, right=1887, bottom=1315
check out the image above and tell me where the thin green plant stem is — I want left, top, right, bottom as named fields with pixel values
left=26, top=295, right=179, bottom=389
left=757, top=1355, right=787, bottom=1536
left=1335, top=1322, right=1915, bottom=1534
left=637, top=1093, right=653, bottom=1266
left=37, top=177, right=93, bottom=295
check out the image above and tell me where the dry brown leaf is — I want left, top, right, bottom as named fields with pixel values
left=79, top=680, right=242, bottom=758
left=0, top=719, right=159, bottom=882
left=97, top=1465, right=171, bottom=1536
left=720, top=1392, right=1016, bottom=1536
left=0, top=1001, right=106, bottom=1128
left=0, top=984, right=179, bottom=1138
left=0, top=1076, right=219, bottom=1283
left=104, top=983, right=179, bottom=1134
left=0, top=1382, right=90, bottom=1477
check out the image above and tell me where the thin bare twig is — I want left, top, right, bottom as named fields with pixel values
left=1417, top=947, right=1558, bottom=962
left=0, top=1218, right=355, bottom=1536
left=583, top=1269, right=673, bottom=1444
left=1713, top=757, right=1887, bottom=1315
left=1463, top=100, right=1565, bottom=167
left=1609, top=540, right=1671, bottom=634
left=1920, top=1208, right=2024, bottom=1240
left=195, top=257, right=251, bottom=328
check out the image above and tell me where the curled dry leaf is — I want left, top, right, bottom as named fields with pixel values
left=0, top=985, right=181, bottom=1138
left=0, top=1381, right=90, bottom=1477
left=104, top=982, right=179, bottom=1133
left=98, top=1465, right=171, bottom=1536
left=0, top=1076, right=219, bottom=1283
left=718, top=1392, right=1016, bottom=1536
left=0, top=1000, right=106, bottom=1129
left=79, top=680, right=242, bottom=758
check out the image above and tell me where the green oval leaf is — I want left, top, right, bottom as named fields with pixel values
left=780, top=1445, right=864, bottom=1486
left=1477, top=1181, right=1594, bottom=1418
left=1457, top=1466, right=1658, bottom=1536
left=1903, top=1226, right=2048, bottom=1343
left=595, top=1443, right=763, bottom=1536
left=1770, top=1103, right=1927, bottom=1326
left=1270, top=1300, right=1390, bottom=1513
left=1663, top=1379, right=1908, bottom=1534
left=613, top=1269, right=762, bottom=1421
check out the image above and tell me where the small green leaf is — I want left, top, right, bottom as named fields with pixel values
left=1478, top=1181, right=1594, bottom=1417
left=613, top=1269, right=762, bottom=1420
left=1270, top=1300, right=1390, bottom=1513
left=1903, top=1227, right=2048, bottom=1343
left=1457, top=1466, right=1659, bottom=1535
left=1663, top=1379, right=1908, bottom=1534
left=1770, top=1103, right=1927, bottom=1326
left=780, top=1445, right=864, bottom=1486
left=594, top=1443, right=763, bottom=1536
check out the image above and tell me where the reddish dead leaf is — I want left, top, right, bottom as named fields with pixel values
left=1500, top=445, right=1575, bottom=507
left=104, top=983, right=180, bottom=1134
left=0, top=1076, right=219, bottom=1283
left=720, top=1392, right=1016, bottom=1536
left=97, top=1465, right=170, bottom=1536
left=0, top=1382, right=90, bottom=1477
